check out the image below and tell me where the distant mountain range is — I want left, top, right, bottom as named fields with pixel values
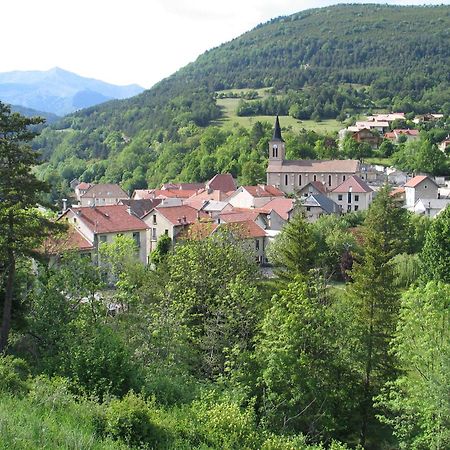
left=0, top=67, right=144, bottom=116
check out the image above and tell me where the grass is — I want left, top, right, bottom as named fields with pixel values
left=0, top=393, right=125, bottom=450
left=215, top=97, right=343, bottom=134
left=365, top=157, right=392, bottom=167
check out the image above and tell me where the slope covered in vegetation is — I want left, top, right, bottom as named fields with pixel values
left=32, top=4, right=450, bottom=194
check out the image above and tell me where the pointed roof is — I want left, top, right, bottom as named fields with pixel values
left=301, top=194, right=341, bottom=214
left=272, top=116, right=284, bottom=142
left=332, top=175, right=373, bottom=194
left=404, top=175, right=438, bottom=188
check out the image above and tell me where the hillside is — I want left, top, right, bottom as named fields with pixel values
left=0, top=67, right=144, bottom=115
left=32, top=4, right=450, bottom=195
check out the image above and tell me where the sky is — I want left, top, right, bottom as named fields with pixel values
left=2, top=0, right=449, bottom=89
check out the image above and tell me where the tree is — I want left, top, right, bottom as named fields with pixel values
left=376, top=282, right=450, bottom=449
left=346, top=185, right=410, bottom=446
left=0, top=103, right=56, bottom=353
left=420, top=205, right=450, bottom=283
left=267, top=211, right=317, bottom=283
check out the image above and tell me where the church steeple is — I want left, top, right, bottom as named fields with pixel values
left=272, top=115, right=284, bottom=141
left=269, top=116, right=285, bottom=161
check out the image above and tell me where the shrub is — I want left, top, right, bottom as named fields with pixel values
left=0, top=355, right=29, bottom=396
left=103, top=392, right=162, bottom=448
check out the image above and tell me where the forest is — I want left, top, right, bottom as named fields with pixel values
left=29, top=4, right=450, bottom=198
left=1, top=102, right=450, bottom=449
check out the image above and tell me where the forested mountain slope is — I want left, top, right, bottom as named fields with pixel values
left=32, top=4, right=450, bottom=195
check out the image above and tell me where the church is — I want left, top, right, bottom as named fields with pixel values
left=267, top=116, right=364, bottom=195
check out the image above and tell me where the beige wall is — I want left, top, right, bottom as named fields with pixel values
left=80, top=196, right=125, bottom=207
left=329, top=191, right=372, bottom=212
left=405, top=182, right=438, bottom=208
left=268, top=171, right=357, bottom=195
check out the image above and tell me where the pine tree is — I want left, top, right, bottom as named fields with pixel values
left=347, top=185, right=410, bottom=446
left=0, top=102, right=55, bottom=352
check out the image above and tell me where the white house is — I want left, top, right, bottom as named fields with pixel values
left=404, top=175, right=439, bottom=208
left=329, top=175, right=374, bottom=213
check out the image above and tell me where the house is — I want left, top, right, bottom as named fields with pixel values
left=329, top=175, right=374, bottom=212
left=180, top=219, right=268, bottom=265
left=384, top=129, right=419, bottom=143
left=387, top=169, right=409, bottom=186
left=413, top=199, right=450, bottom=218
left=367, top=113, right=405, bottom=123
left=354, top=121, right=389, bottom=133
left=79, top=183, right=129, bottom=207
left=119, top=199, right=162, bottom=219
left=404, top=175, right=439, bottom=208
left=59, top=205, right=148, bottom=264
left=267, top=117, right=362, bottom=195
left=260, top=197, right=295, bottom=221
left=142, top=205, right=209, bottom=252
left=206, top=173, right=237, bottom=192
left=228, top=184, right=285, bottom=209
left=438, top=137, right=450, bottom=154
left=300, top=193, right=341, bottom=222
left=297, top=180, right=328, bottom=198
left=351, top=128, right=380, bottom=149
left=200, top=200, right=233, bottom=220
left=74, top=182, right=93, bottom=202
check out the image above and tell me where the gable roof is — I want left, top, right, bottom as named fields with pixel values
left=119, top=199, right=162, bottom=218
left=75, top=182, right=92, bottom=191
left=153, top=205, right=209, bottom=225
left=404, top=175, right=438, bottom=188
left=219, top=210, right=263, bottom=224
left=81, top=183, right=129, bottom=200
left=332, top=175, right=373, bottom=193
left=161, top=182, right=204, bottom=191
left=299, top=180, right=328, bottom=195
left=206, top=173, right=236, bottom=192
left=216, top=220, right=267, bottom=239
left=63, top=205, right=147, bottom=234
left=301, top=193, right=341, bottom=214
left=43, top=226, right=94, bottom=254
left=261, top=198, right=294, bottom=220
left=242, top=185, right=285, bottom=198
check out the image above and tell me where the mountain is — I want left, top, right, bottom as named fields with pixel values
left=10, top=104, right=60, bottom=124
left=0, top=67, right=144, bottom=116
left=32, top=4, right=450, bottom=195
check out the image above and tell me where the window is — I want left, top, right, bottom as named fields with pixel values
left=152, top=214, right=157, bottom=225
left=343, top=175, right=346, bottom=181
left=347, top=192, right=352, bottom=204
left=256, top=239, right=260, bottom=250
left=328, top=175, right=332, bottom=187
left=313, top=174, right=317, bottom=182
left=285, top=174, right=288, bottom=186
left=151, top=228, right=156, bottom=240
left=347, top=205, right=352, bottom=212
left=355, top=195, right=359, bottom=202
left=133, top=232, right=140, bottom=248
left=164, top=229, right=169, bottom=235
left=99, top=235, right=107, bottom=244
left=298, top=174, right=302, bottom=185
left=354, top=205, right=359, bottom=211
left=306, top=206, right=311, bottom=211
left=273, top=145, right=278, bottom=158
left=338, top=194, right=343, bottom=201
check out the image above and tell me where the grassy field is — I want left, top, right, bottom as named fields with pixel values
left=215, top=97, right=343, bottom=134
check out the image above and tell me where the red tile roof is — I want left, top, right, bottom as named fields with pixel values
left=404, top=175, right=436, bottom=188
left=76, top=182, right=92, bottom=190
left=155, top=205, right=209, bottom=225
left=390, top=187, right=405, bottom=197
left=332, top=175, right=373, bottom=193
left=217, top=220, right=266, bottom=239
left=64, top=205, right=147, bottom=234
left=43, top=226, right=94, bottom=254
left=243, top=185, right=285, bottom=198
left=207, top=173, right=236, bottom=192
left=178, top=221, right=219, bottom=240
left=220, top=210, right=262, bottom=223
left=81, top=183, right=129, bottom=199
left=161, top=182, right=205, bottom=191
left=394, top=129, right=419, bottom=136
left=261, top=198, right=294, bottom=220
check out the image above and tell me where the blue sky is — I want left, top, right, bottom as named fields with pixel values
left=2, top=0, right=449, bottom=88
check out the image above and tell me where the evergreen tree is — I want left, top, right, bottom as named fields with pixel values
left=0, top=102, right=56, bottom=352
left=346, top=185, right=409, bottom=446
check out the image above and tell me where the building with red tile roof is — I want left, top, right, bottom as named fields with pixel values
left=206, top=173, right=237, bottom=192
left=330, top=175, right=373, bottom=212
left=229, top=185, right=285, bottom=209
left=404, top=175, right=439, bottom=208
left=79, top=183, right=129, bottom=207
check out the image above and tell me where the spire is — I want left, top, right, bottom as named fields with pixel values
left=272, top=115, right=284, bottom=141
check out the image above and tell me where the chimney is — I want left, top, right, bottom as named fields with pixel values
left=182, top=215, right=187, bottom=223
left=62, top=198, right=67, bottom=212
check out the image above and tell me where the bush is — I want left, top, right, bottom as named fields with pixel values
left=103, top=392, right=162, bottom=448
left=0, top=355, right=29, bottom=396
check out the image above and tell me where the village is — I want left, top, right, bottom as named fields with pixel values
left=53, top=115, right=450, bottom=267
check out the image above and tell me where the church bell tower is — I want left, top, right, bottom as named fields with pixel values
left=269, top=115, right=285, bottom=162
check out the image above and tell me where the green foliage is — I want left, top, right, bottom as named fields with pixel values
left=376, top=282, right=450, bottom=449
left=420, top=205, right=450, bottom=283
left=268, top=211, right=317, bottom=282
left=151, top=233, right=172, bottom=266
left=101, top=392, right=161, bottom=448
left=0, top=355, right=29, bottom=396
